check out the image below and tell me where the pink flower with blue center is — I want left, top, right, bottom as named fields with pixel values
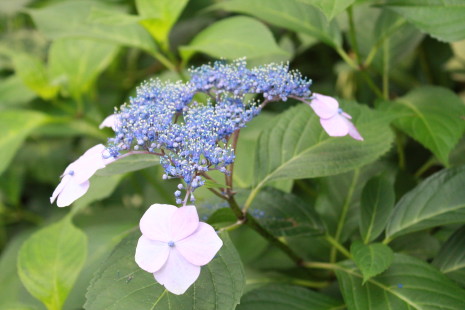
left=135, top=204, right=223, bottom=295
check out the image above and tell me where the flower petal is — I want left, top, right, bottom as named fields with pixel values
left=135, top=235, right=170, bottom=273
left=176, top=222, right=222, bottom=266
left=320, top=115, right=349, bottom=137
left=347, top=120, right=364, bottom=141
left=56, top=179, right=90, bottom=207
left=50, top=174, right=71, bottom=204
left=153, top=248, right=201, bottom=295
left=170, top=205, right=199, bottom=242
left=68, top=144, right=107, bottom=184
left=140, top=204, right=178, bottom=242
left=310, top=93, right=339, bottom=119
left=99, top=114, right=120, bottom=131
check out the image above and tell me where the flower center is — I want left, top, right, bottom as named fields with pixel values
left=168, top=241, right=175, bottom=247
left=68, top=170, right=75, bottom=176
left=338, top=108, right=343, bottom=114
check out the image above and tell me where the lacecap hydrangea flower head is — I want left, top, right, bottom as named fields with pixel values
left=50, top=59, right=363, bottom=295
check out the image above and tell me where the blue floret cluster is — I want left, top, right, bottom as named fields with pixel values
left=106, top=59, right=312, bottom=202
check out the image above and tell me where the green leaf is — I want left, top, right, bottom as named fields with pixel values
left=27, top=1, right=157, bottom=54
left=254, top=101, right=393, bottom=190
left=217, top=0, right=341, bottom=48
left=0, top=110, right=48, bottom=176
left=386, top=166, right=465, bottom=240
left=84, top=231, right=245, bottom=310
left=0, top=75, right=36, bottom=106
left=95, top=154, right=160, bottom=176
left=244, top=187, right=325, bottom=237
left=385, top=0, right=465, bottom=42
left=236, top=284, right=343, bottom=310
left=11, top=53, right=59, bottom=99
left=336, top=254, right=465, bottom=309
left=48, top=38, right=118, bottom=99
left=350, top=241, right=394, bottom=283
left=204, top=179, right=229, bottom=189
left=301, top=0, right=355, bottom=20
left=73, top=174, right=125, bottom=210
left=18, top=218, right=88, bottom=310
left=380, top=86, right=465, bottom=165
left=136, top=0, right=188, bottom=47
left=433, top=225, right=465, bottom=283
left=180, top=16, right=288, bottom=62
left=359, top=176, right=395, bottom=243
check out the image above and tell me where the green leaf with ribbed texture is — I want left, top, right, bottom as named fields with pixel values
left=360, top=176, right=395, bottom=243
left=95, top=154, right=160, bottom=176
left=301, top=0, right=355, bottom=20
left=433, top=225, right=465, bottom=285
left=350, top=241, right=394, bottom=283
left=380, top=86, right=465, bottom=166
left=386, top=166, right=465, bottom=240
left=18, top=218, right=87, bottom=310
left=27, top=1, right=157, bottom=53
left=236, top=284, right=343, bottom=310
left=253, top=101, right=393, bottom=190
left=216, top=0, right=341, bottom=48
left=0, top=110, right=48, bottom=176
left=385, top=0, right=465, bottom=42
left=336, top=254, right=465, bottom=310
left=180, top=16, right=289, bottom=62
left=49, top=38, right=118, bottom=99
left=84, top=232, right=245, bottom=310
left=245, top=187, right=325, bottom=237
left=136, top=0, right=188, bottom=47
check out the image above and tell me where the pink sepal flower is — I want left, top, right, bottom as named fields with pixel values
left=135, top=204, right=223, bottom=295
left=50, top=144, right=114, bottom=207
left=309, top=93, right=363, bottom=141
left=99, top=114, right=120, bottom=131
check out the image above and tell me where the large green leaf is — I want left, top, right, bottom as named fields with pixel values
left=350, top=241, right=394, bottom=283
left=136, top=0, right=188, bottom=47
left=49, top=38, right=118, bottom=99
left=386, top=166, right=465, bottom=240
left=254, top=101, right=393, bottom=190
left=84, top=232, right=245, bottom=310
left=0, top=75, right=36, bottom=106
left=359, top=175, right=395, bottom=243
left=236, top=284, right=343, bottom=310
left=336, top=254, right=465, bottom=309
left=433, top=225, right=465, bottom=285
left=73, top=174, right=125, bottom=211
left=217, top=0, right=341, bottom=48
left=301, top=0, right=355, bottom=20
left=95, top=154, right=160, bottom=176
left=385, top=0, right=465, bottom=42
left=11, top=53, right=59, bottom=100
left=180, top=16, right=288, bottom=62
left=244, top=187, right=325, bottom=237
left=17, top=218, right=87, bottom=310
left=381, top=86, right=465, bottom=165
left=27, top=1, right=157, bottom=53
left=0, top=110, right=48, bottom=176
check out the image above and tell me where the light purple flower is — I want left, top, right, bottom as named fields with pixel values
left=309, top=93, right=363, bottom=141
left=135, top=204, right=223, bottom=295
left=99, top=114, right=120, bottom=131
left=50, top=144, right=114, bottom=207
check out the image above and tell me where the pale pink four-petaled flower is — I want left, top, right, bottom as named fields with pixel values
left=50, top=144, right=114, bottom=207
left=309, top=93, right=363, bottom=141
left=135, top=204, right=223, bottom=295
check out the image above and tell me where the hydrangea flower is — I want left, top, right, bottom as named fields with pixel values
left=50, top=144, right=114, bottom=207
left=99, top=114, right=120, bottom=131
left=135, top=204, right=223, bottom=295
left=309, top=93, right=363, bottom=141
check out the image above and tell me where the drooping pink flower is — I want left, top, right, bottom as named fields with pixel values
left=135, top=204, right=223, bottom=295
left=99, top=114, right=120, bottom=131
left=309, top=93, right=363, bottom=141
left=50, top=144, right=114, bottom=207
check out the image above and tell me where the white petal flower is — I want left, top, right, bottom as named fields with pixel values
left=50, top=144, right=114, bottom=207
left=99, top=114, right=120, bottom=131
left=309, top=93, right=363, bottom=141
left=135, top=204, right=223, bottom=295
